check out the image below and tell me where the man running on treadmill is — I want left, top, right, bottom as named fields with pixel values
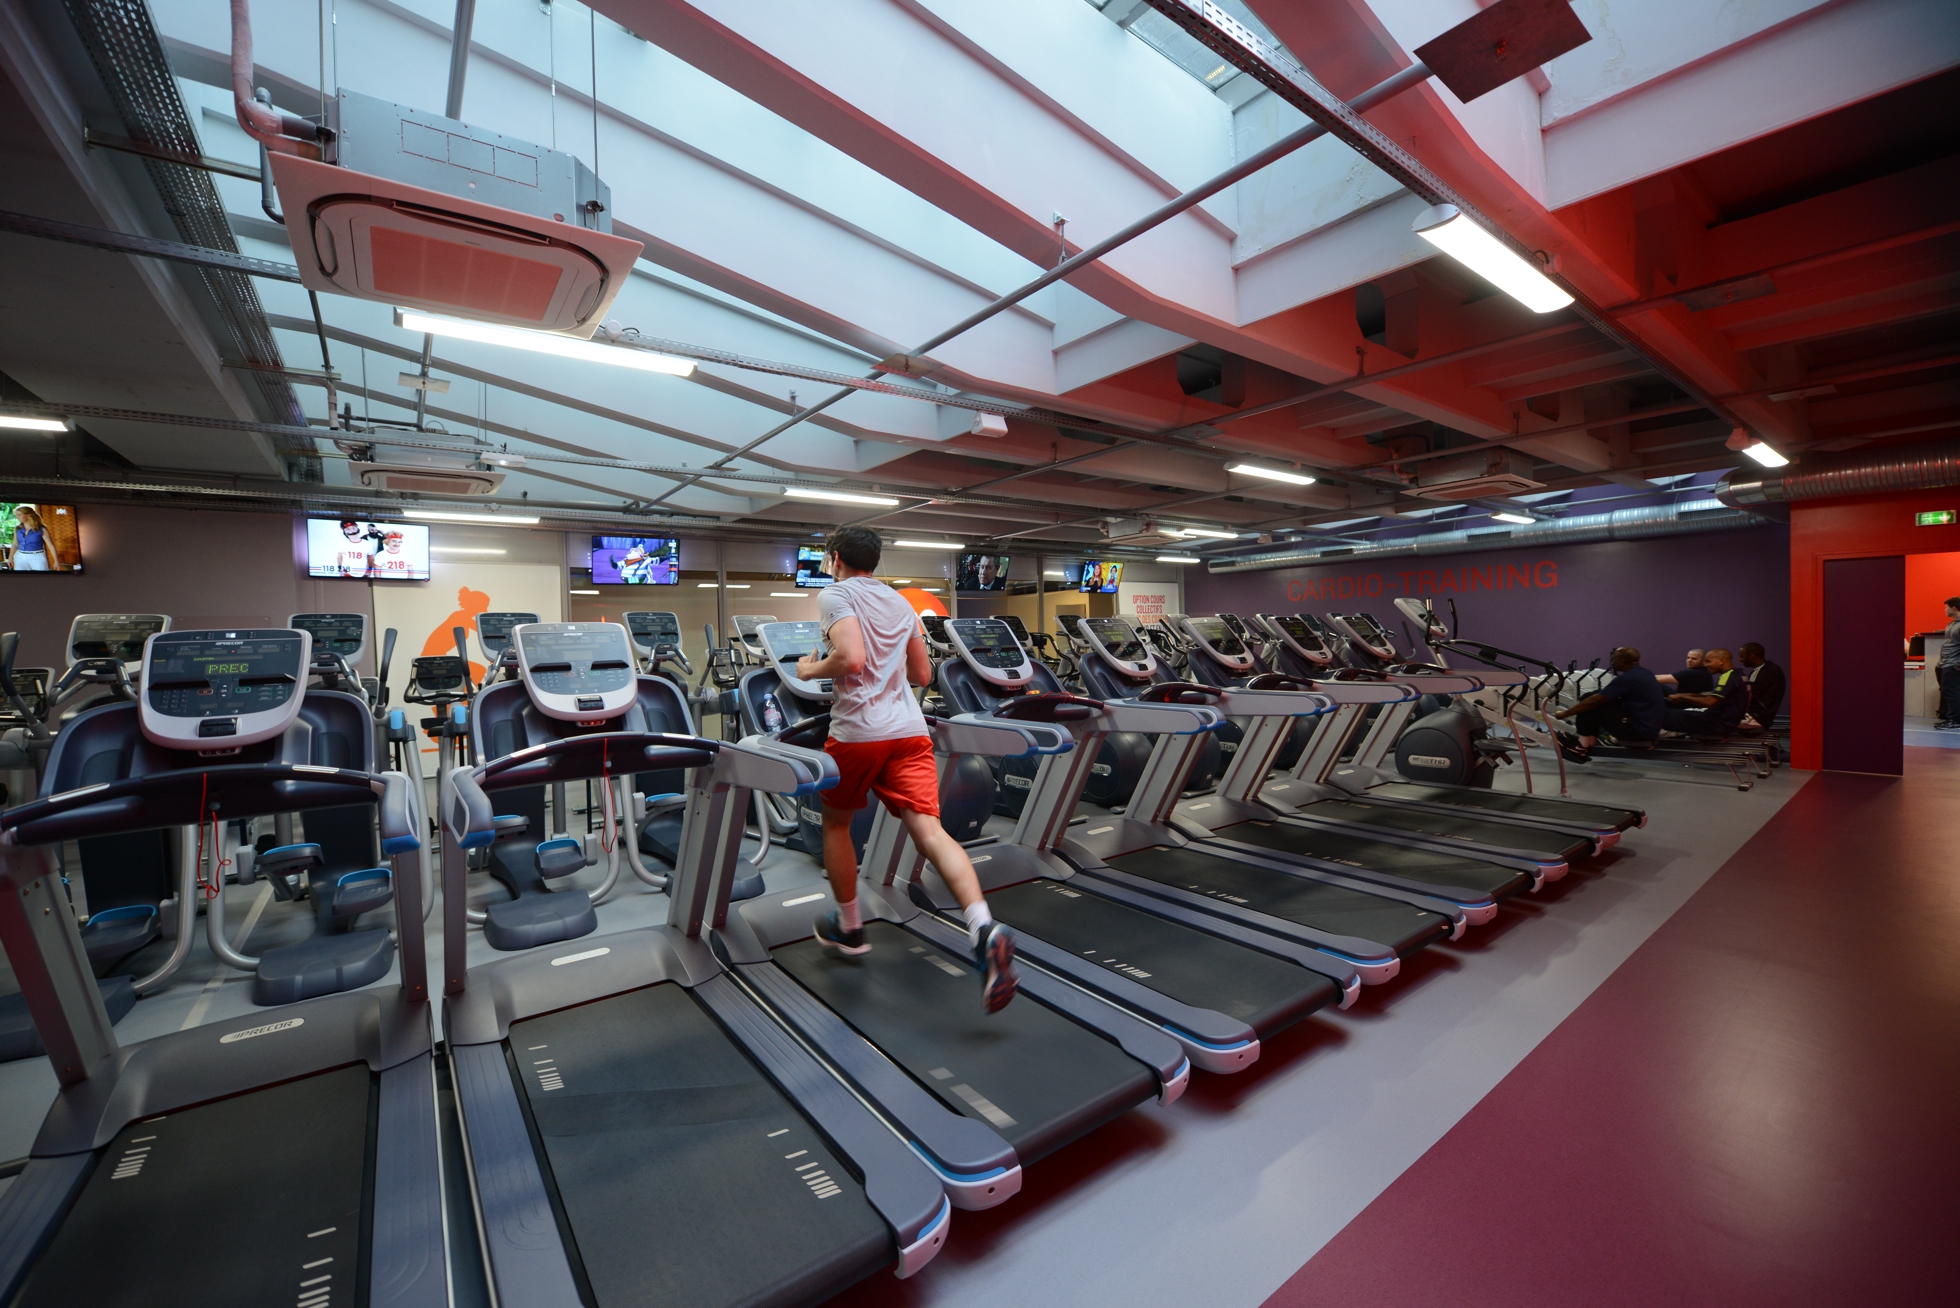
left=797, top=525, right=1020, bottom=1012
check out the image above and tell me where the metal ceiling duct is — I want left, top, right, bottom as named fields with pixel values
left=1719, top=440, right=1960, bottom=506
left=1205, top=501, right=1760, bottom=573
left=60, top=0, right=319, bottom=479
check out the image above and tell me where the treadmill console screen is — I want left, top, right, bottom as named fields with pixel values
left=625, top=611, right=682, bottom=649
left=1341, top=614, right=1397, bottom=657
left=477, top=612, right=539, bottom=655
left=70, top=614, right=168, bottom=666
left=145, top=632, right=303, bottom=721
left=920, top=613, right=950, bottom=645
left=731, top=615, right=778, bottom=639
left=1084, top=616, right=1149, bottom=666
left=1185, top=616, right=1246, bottom=658
left=411, top=656, right=469, bottom=694
left=757, top=621, right=832, bottom=700
left=946, top=618, right=1032, bottom=688
left=520, top=627, right=635, bottom=697
left=998, top=615, right=1032, bottom=645
left=1275, top=615, right=1329, bottom=654
left=1219, top=613, right=1254, bottom=641
left=290, top=613, right=366, bottom=660
left=1, top=668, right=49, bottom=720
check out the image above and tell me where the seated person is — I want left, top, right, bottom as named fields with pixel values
left=1738, top=642, right=1786, bottom=729
left=1655, top=648, right=1714, bottom=693
left=1661, top=647, right=1751, bottom=736
left=1554, top=646, right=1664, bottom=757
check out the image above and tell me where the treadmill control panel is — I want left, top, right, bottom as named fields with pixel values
left=69, top=614, right=170, bottom=669
left=477, top=612, right=539, bottom=658
left=1335, top=613, right=1399, bottom=662
left=998, top=614, right=1032, bottom=646
left=289, top=612, right=367, bottom=667
left=410, top=656, right=469, bottom=696
left=1177, top=615, right=1254, bottom=671
left=1260, top=613, right=1334, bottom=664
left=756, top=621, right=833, bottom=701
left=1081, top=616, right=1157, bottom=680
left=730, top=614, right=778, bottom=655
left=516, top=622, right=637, bottom=723
left=140, top=629, right=307, bottom=751
left=945, top=618, right=1034, bottom=689
left=624, top=610, right=683, bottom=658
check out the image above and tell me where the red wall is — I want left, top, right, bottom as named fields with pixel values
left=1904, top=552, right=1960, bottom=642
left=1790, top=493, right=1960, bottom=768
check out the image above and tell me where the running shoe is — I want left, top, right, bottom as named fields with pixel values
left=973, top=922, right=1019, bottom=1014
left=814, top=909, right=871, bottom=956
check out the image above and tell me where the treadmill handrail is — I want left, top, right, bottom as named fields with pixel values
left=1137, top=680, right=1220, bottom=704
left=992, top=691, right=1101, bottom=722
left=933, top=713, right=1072, bottom=757
left=472, top=731, right=720, bottom=792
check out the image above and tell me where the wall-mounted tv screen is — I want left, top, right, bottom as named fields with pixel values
left=591, top=535, right=679, bottom=585
left=957, top=553, right=1010, bottom=591
left=795, top=545, right=833, bottom=588
left=305, top=519, right=429, bottom=580
left=2, top=502, right=81, bottom=573
left=1079, top=560, right=1123, bottom=593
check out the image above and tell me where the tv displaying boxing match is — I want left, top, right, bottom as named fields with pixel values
left=1078, top=560, right=1123, bottom=593
left=957, top=553, right=1011, bottom=591
left=794, top=545, right=833, bottom=588
left=2, top=502, right=81, bottom=573
left=304, top=519, right=430, bottom=580
left=591, top=535, right=679, bottom=585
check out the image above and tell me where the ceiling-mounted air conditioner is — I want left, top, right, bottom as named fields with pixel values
left=352, top=463, right=506, bottom=496
left=269, top=92, right=642, bottom=339
left=1409, top=448, right=1545, bottom=502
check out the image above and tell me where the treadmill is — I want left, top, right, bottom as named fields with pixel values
left=624, top=609, right=687, bottom=673
left=290, top=611, right=371, bottom=701
left=441, top=621, right=953, bottom=1304
left=0, top=628, right=444, bottom=1307
left=1176, top=615, right=1593, bottom=872
left=928, top=618, right=1454, bottom=1013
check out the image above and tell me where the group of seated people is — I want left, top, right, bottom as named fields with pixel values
left=1553, top=643, right=1787, bottom=759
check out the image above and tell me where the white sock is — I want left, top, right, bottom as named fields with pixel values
left=838, top=897, right=862, bottom=933
left=965, top=899, right=993, bottom=947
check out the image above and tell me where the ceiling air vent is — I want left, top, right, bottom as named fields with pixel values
left=1410, top=448, right=1544, bottom=502
left=270, top=92, right=642, bottom=338
left=352, top=463, right=506, bottom=496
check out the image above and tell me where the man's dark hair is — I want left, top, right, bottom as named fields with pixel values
left=825, top=525, right=883, bottom=573
left=1614, top=646, right=1640, bottom=665
left=1946, top=597, right=1960, bottom=610
left=1740, top=642, right=1765, bottom=658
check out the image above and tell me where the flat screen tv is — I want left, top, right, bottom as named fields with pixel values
left=1, top=502, right=81, bottom=573
left=591, top=535, right=679, bottom=585
left=305, top=519, right=429, bottom=580
left=1078, top=560, right=1123, bottom=593
left=794, top=545, right=833, bottom=588
left=956, top=553, right=1010, bottom=591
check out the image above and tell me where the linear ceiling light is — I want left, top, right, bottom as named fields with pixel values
left=1044, top=570, right=1065, bottom=578
left=1489, top=512, right=1535, bottom=525
left=0, top=414, right=70, bottom=432
left=401, top=508, right=540, bottom=526
left=568, top=589, right=599, bottom=595
left=782, top=486, right=901, bottom=506
left=1742, top=442, right=1790, bottom=468
left=431, top=546, right=507, bottom=554
left=397, top=310, right=695, bottom=376
left=1412, top=205, right=1574, bottom=314
left=768, top=592, right=810, bottom=598
left=892, top=540, right=962, bottom=549
left=1175, top=527, right=1239, bottom=539
left=1157, top=555, right=1202, bottom=564
left=1227, top=463, right=1315, bottom=486
left=723, top=583, right=751, bottom=589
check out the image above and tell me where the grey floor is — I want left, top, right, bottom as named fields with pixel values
left=1903, top=718, right=1960, bottom=748
left=0, top=756, right=1809, bottom=1307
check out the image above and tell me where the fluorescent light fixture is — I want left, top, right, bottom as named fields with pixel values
left=1157, top=555, right=1202, bottom=564
left=1227, top=463, right=1315, bottom=486
left=0, top=414, right=70, bottom=432
left=401, top=509, right=540, bottom=526
left=1175, top=527, right=1239, bottom=539
left=769, top=592, right=810, bottom=598
left=888, top=579, right=913, bottom=585
left=781, top=486, right=900, bottom=506
left=568, top=589, right=599, bottom=595
left=1044, top=570, right=1064, bottom=578
left=1742, top=441, right=1790, bottom=468
left=1412, top=205, right=1574, bottom=314
left=431, top=546, right=507, bottom=555
left=919, top=587, right=943, bottom=593
left=396, top=310, right=695, bottom=376
left=723, top=583, right=751, bottom=589
left=1490, top=511, right=1535, bottom=525
left=892, top=540, right=962, bottom=549
left=697, top=582, right=719, bottom=588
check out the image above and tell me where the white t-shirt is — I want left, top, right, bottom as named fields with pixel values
left=817, top=576, right=928, bottom=743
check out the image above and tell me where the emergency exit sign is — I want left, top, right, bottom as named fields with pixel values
left=1916, top=510, right=1956, bottom=526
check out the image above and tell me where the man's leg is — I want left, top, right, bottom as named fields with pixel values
left=822, top=806, right=861, bottom=908
left=896, top=805, right=1018, bottom=1013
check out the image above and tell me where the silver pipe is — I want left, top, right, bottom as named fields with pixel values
left=616, top=776, right=668, bottom=891
left=445, top=0, right=478, bottom=120
left=1720, top=439, right=1960, bottom=506
left=132, top=827, right=201, bottom=995
left=203, top=831, right=259, bottom=972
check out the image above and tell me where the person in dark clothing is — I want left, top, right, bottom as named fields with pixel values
left=1936, top=599, right=1960, bottom=729
left=1738, top=642, right=1786, bottom=729
left=1656, top=649, right=1714, bottom=693
left=1662, top=646, right=1751, bottom=736
left=1555, top=646, right=1665, bottom=756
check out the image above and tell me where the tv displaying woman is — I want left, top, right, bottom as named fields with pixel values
left=6, top=504, right=70, bottom=572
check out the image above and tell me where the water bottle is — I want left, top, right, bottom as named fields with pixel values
left=761, top=693, right=785, bottom=734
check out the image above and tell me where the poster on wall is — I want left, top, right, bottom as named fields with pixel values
left=1, top=502, right=81, bottom=573
left=1117, top=581, right=1179, bottom=625
left=371, top=561, right=563, bottom=760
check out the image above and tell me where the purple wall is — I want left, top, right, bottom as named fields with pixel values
left=1185, top=524, right=1791, bottom=673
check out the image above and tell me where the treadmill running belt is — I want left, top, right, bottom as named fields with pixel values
left=510, top=983, right=890, bottom=1308
left=1214, top=821, right=1531, bottom=899
left=1105, top=848, right=1450, bottom=957
left=775, top=921, right=1154, bottom=1163
left=1301, top=799, right=1590, bottom=859
left=1365, top=782, right=1640, bottom=829
left=987, top=879, right=1340, bottom=1032
left=14, top=1064, right=370, bottom=1308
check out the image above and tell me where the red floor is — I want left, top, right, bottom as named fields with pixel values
left=1266, top=750, right=1960, bottom=1308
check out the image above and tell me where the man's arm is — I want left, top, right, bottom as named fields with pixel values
left=1557, top=691, right=1610, bottom=719
left=797, top=615, right=864, bottom=681
left=1668, top=691, right=1721, bottom=706
left=905, top=633, right=933, bottom=687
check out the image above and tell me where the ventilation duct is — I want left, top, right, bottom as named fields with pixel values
left=1206, top=501, right=1759, bottom=573
left=1719, top=440, right=1960, bottom=507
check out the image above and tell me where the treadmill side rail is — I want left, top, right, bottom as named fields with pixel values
left=0, top=1155, right=90, bottom=1306
left=371, top=1052, right=452, bottom=1308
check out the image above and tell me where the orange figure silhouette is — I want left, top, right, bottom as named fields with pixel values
left=423, top=586, right=492, bottom=683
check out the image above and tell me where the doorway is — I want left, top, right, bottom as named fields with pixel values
left=1822, top=556, right=1904, bottom=774
left=1904, top=551, right=1960, bottom=750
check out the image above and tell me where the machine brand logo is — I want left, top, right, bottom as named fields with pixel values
left=1091, top=763, right=1111, bottom=775
left=550, top=946, right=611, bottom=967
left=1085, top=825, right=1114, bottom=835
left=781, top=893, right=825, bottom=908
left=1407, top=754, right=1452, bottom=768
left=220, top=1017, right=304, bottom=1044
left=1005, top=775, right=1031, bottom=789
left=970, top=855, right=992, bottom=864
